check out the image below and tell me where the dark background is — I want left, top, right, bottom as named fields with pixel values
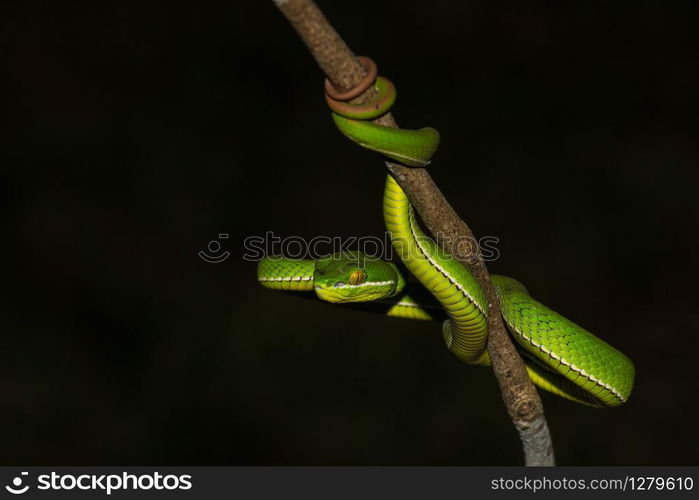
left=4, top=0, right=698, bottom=465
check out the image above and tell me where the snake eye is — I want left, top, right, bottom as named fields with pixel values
left=349, top=269, right=367, bottom=285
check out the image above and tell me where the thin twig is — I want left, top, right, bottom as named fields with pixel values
left=272, top=0, right=555, bottom=466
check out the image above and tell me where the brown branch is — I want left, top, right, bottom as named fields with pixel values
left=272, top=0, right=555, bottom=466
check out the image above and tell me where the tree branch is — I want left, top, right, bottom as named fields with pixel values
left=273, top=0, right=555, bottom=466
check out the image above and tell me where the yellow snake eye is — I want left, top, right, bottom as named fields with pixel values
left=349, top=269, right=367, bottom=286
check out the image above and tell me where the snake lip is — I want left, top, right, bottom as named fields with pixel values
left=333, top=281, right=345, bottom=288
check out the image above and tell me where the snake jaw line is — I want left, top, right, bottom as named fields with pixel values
left=313, top=252, right=404, bottom=304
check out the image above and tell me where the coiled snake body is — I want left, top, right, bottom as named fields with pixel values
left=258, top=57, right=635, bottom=407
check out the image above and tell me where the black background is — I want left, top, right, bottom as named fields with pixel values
left=4, top=0, right=698, bottom=465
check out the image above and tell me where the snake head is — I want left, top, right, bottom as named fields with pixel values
left=314, top=251, right=405, bottom=303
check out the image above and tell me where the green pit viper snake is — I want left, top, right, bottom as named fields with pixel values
left=258, top=56, right=635, bottom=408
